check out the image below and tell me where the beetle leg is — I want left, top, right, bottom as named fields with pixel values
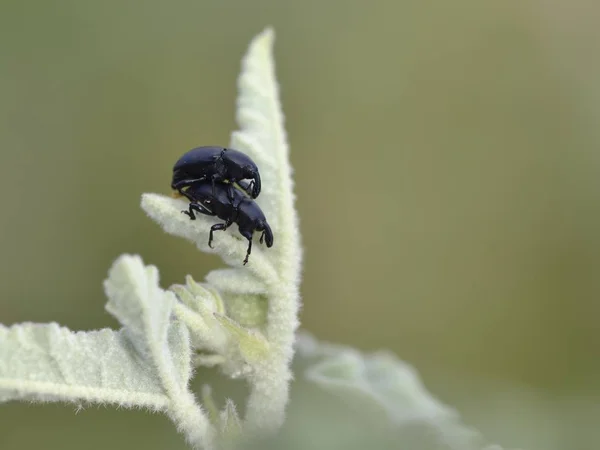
left=244, top=180, right=255, bottom=197
left=182, top=203, right=211, bottom=220
left=235, top=180, right=254, bottom=198
left=238, top=229, right=254, bottom=265
left=243, top=240, right=252, bottom=265
left=210, top=173, right=222, bottom=198
left=227, top=183, right=236, bottom=203
left=208, top=223, right=228, bottom=248
left=173, top=177, right=207, bottom=195
left=208, top=219, right=233, bottom=248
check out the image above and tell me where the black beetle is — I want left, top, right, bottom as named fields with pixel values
left=171, top=146, right=261, bottom=199
left=181, top=181, right=273, bottom=265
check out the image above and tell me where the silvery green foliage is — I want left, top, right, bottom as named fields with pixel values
left=0, top=28, right=300, bottom=450
left=0, top=26, right=516, bottom=450
left=1, top=255, right=214, bottom=448
left=295, top=332, right=516, bottom=450
left=141, top=25, right=302, bottom=437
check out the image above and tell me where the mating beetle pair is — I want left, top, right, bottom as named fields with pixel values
left=171, top=146, right=273, bottom=265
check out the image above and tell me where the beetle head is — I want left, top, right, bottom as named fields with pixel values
left=223, top=149, right=261, bottom=198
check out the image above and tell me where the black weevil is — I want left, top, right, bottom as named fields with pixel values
left=181, top=181, right=273, bottom=265
left=171, top=146, right=261, bottom=199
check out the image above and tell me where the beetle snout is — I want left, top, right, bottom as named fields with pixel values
left=262, top=223, right=274, bottom=247
left=251, top=171, right=261, bottom=198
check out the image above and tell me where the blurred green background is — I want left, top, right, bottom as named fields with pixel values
left=1, top=1, right=599, bottom=449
